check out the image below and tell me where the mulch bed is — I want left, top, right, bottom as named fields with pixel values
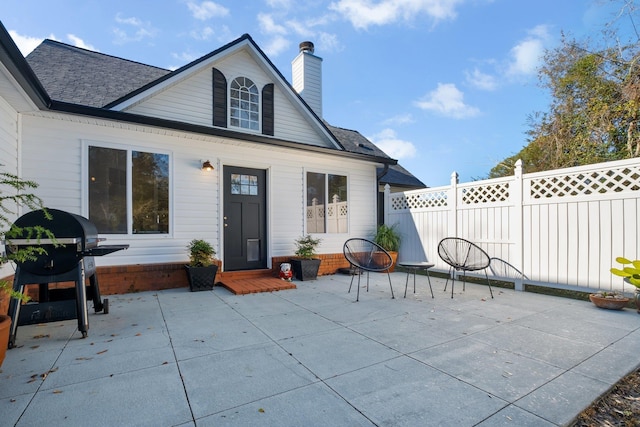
left=571, top=367, right=640, bottom=426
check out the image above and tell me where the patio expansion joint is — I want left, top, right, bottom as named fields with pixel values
left=156, top=292, right=197, bottom=425
left=213, top=290, right=404, bottom=425
left=11, top=334, right=71, bottom=425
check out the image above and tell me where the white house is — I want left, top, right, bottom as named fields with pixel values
left=0, top=22, right=423, bottom=291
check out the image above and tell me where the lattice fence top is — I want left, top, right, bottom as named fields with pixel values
left=529, top=165, right=640, bottom=199
left=390, top=190, right=448, bottom=210
left=460, top=182, right=510, bottom=204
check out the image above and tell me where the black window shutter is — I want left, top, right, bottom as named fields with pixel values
left=262, top=83, right=274, bottom=136
left=212, top=68, right=227, bottom=128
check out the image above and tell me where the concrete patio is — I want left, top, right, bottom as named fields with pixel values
left=1, top=272, right=639, bottom=426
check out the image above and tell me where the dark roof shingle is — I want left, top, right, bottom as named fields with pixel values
left=26, top=40, right=170, bottom=107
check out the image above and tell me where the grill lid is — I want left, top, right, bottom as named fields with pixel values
left=5, top=208, right=127, bottom=276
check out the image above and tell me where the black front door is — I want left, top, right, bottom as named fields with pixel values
left=223, top=166, right=267, bottom=271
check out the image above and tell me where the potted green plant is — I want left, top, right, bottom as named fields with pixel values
left=373, top=224, right=401, bottom=272
left=184, top=239, right=218, bottom=291
left=0, top=171, right=49, bottom=366
left=290, top=234, right=322, bottom=281
left=610, top=256, right=640, bottom=313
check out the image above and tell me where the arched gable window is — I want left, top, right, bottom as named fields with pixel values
left=230, top=77, right=259, bottom=131
left=212, top=69, right=273, bottom=135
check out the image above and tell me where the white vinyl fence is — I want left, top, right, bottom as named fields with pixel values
left=306, top=196, right=348, bottom=233
left=386, top=157, right=640, bottom=294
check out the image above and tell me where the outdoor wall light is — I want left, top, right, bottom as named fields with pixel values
left=201, top=160, right=214, bottom=171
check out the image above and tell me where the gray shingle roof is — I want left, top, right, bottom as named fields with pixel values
left=325, top=123, right=426, bottom=189
left=324, top=123, right=389, bottom=158
left=377, top=164, right=426, bottom=188
left=26, top=40, right=169, bottom=107
left=24, top=38, right=424, bottom=187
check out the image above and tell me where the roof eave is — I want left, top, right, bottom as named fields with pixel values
left=51, top=101, right=396, bottom=165
left=0, top=21, right=51, bottom=109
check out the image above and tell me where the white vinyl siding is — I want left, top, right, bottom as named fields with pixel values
left=0, top=97, right=19, bottom=279
left=0, top=96, right=18, bottom=175
left=17, top=112, right=379, bottom=268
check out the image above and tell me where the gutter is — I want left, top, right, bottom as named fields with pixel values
left=51, top=100, right=397, bottom=165
left=377, top=163, right=390, bottom=181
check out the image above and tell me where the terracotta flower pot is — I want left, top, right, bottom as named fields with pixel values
left=0, top=315, right=11, bottom=367
left=589, top=293, right=630, bottom=310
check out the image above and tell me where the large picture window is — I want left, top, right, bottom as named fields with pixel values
left=89, top=145, right=170, bottom=234
left=306, top=172, right=348, bottom=234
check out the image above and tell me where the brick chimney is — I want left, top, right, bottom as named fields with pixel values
left=292, top=41, right=322, bottom=118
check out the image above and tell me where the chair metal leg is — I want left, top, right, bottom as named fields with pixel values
left=451, top=273, right=455, bottom=298
left=426, top=270, right=434, bottom=298
left=386, top=271, right=394, bottom=299
left=356, top=270, right=361, bottom=302
left=366, top=271, right=370, bottom=292
left=443, top=267, right=452, bottom=292
left=348, top=270, right=355, bottom=293
left=404, top=269, right=411, bottom=298
left=484, top=270, right=494, bottom=298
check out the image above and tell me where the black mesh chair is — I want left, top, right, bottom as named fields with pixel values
left=437, top=237, right=493, bottom=299
left=489, top=257, right=527, bottom=281
left=343, top=238, right=395, bottom=302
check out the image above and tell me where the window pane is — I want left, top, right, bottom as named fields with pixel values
left=89, top=146, right=127, bottom=234
left=229, top=77, right=259, bottom=131
left=306, top=172, right=325, bottom=233
left=132, top=151, right=169, bottom=234
left=328, top=175, right=348, bottom=233
left=328, top=175, right=347, bottom=202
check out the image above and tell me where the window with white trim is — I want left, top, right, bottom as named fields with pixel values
left=306, top=172, right=348, bottom=234
left=230, top=77, right=259, bottom=131
left=88, top=145, right=170, bottom=234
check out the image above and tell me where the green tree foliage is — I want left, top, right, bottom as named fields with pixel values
left=489, top=0, right=640, bottom=178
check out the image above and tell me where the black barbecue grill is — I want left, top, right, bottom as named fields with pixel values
left=5, top=208, right=128, bottom=348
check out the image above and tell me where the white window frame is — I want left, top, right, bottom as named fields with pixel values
left=229, top=76, right=261, bottom=133
left=304, top=170, right=349, bottom=235
left=82, top=140, right=173, bottom=238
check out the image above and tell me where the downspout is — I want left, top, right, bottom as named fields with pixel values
left=377, top=163, right=389, bottom=182
left=376, top=164, right=390, bottom=226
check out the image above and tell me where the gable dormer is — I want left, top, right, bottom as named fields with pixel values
left=109, top=35, right=337, bottom=149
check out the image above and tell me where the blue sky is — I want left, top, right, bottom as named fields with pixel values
left=2, top=0, right=628, bottom=186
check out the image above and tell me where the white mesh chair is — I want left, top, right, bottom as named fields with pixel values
left=343, top=238, right=395, bottom=302
left=437, top=237, right=493, bottom=299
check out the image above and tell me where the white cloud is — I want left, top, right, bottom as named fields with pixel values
left=190, top=26, right=215, bottom=40
left=186, top=1, right=229, bottom=21
left=286, top=19, right=314, bottom=38
left=317, top=32, right=343, bottom=53
left=465, top=68, right=496, bottom=91
left=258, top=13, right=288, bottom=35
left=171, top=51, right=200, bottom=63
left=266, top=0, right=293, bottom=8
left=113, top=14, right=158, bottom=44
left=368, top=128, right=417, bottom=159
left=263, top=35, right=291, bottom=57
left=414, top=83, right=480, bottom=119
left=329, top=0, right=463, bottom=30
left=67, top=34, right=98, bottom=51
left=383, top=113, right=415, bottom=125
left=8, top=30, right=46, bottom=56
left=506, top=24, right=550, bottom=77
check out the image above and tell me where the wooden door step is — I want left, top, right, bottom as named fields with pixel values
left=217, top=269, right=273, bottom=281
left=217, top=269, right=296, bottom=294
